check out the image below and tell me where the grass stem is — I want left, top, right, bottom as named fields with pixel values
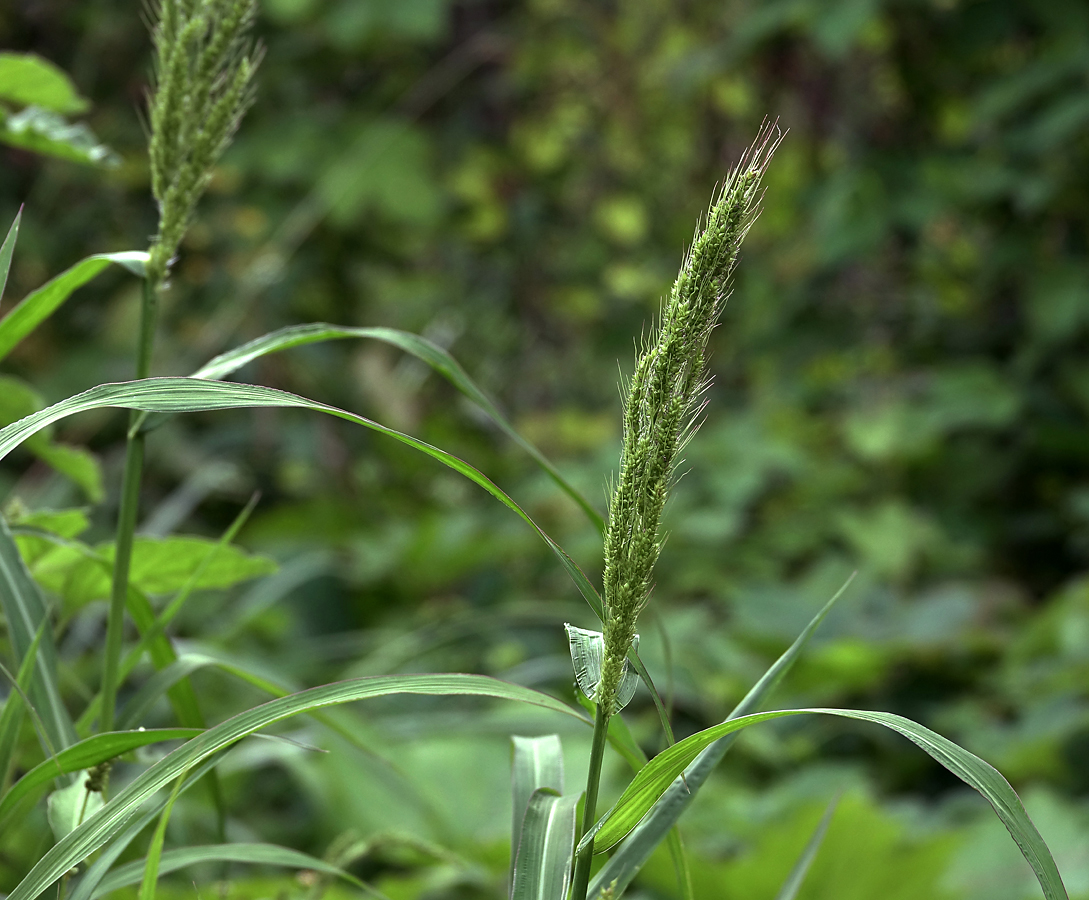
left=100, top=276, right=158, bottom=732
left=572, top=701, right=610, bottom=900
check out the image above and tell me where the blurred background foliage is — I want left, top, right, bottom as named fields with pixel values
left=2, top=0, right=1089, bottom=897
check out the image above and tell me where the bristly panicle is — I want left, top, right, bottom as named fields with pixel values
left=595, top=123, right=781, bottom=715
left=147, top=0, right=261, bottom=285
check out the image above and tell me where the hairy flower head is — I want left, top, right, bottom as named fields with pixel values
left=595, top=124, right=780, bottom=714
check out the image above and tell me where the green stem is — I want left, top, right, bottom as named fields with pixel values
left=572, top=701, right=610, bottom=900
left=100, top=276, right=159, bottom=733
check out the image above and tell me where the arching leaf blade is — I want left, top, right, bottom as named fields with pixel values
left=0, top=377, right=605, bottom=620
left=187, top=323, right=604, bottom=533
left=93, top=843, right=385, bottom=899
left=584, top=707, right=1067, bottom=900
left=0, top=207, right=20, bottom=304
left=0, top=252, right=147, bottom=363
left=589, top=575, right=853, bottom=897
left=0, top=728, right=201, bottom=827
left=7, top=673, right=587, bottom=900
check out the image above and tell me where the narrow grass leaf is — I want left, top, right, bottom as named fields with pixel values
left=94, top=843, right=385, bottom=899
left=8, top=673, right=587, bottom=900
left=589, top=575, right=853, bottom=898
left=0, top=251, right=147, bottom=363
left=0, top=514, right=76, bottom=753
left=0, top=728, right=201, bottom=826
left=68, top=754, right=225, bottom=900
left=511, top=789, right=580, bottom=900
left=138, top=776, right=184, bottom=900
left=0, top=377, right=605, bottom=620
left=0, top=207, right=20, bottom=304
left=583, top=707, right=1067, bottom=900
left=0, top=618, right=46, bottom=790
left=187, top=323, right=604, bottom=532
left=511, top=735, right=564, bottom=881
left=774, top=795, right=839, bottom=900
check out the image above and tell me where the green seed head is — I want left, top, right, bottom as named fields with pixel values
left=147, top=0, right=260, bottom=285
left=596, top=124, right=780, bottom=715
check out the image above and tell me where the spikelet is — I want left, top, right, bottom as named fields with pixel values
left=595, top=124, right=781, bottom=715
left=146, top=0, right=261, bottom=284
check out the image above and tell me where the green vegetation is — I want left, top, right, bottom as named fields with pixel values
left=1, top=1, right=1087, bottom=898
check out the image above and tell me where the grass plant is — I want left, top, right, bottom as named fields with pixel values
left=0, top=4, right=1073, bottom=900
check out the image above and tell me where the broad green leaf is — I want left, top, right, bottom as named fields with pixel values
left=31, top=441, right=103, bottom=501
left=0, top=620, right=47, bottom=790
left=0, top=375, right=102, bottom=499
left=182, top=322, right=604, bottom=532
left=0, top=106, right=117, bottom=166
left=511, top=789, right=580, bottom=900
left=583, top=707, right=1067, bottom=900
left=566, top=624, right=639, bottom=710
left=0, top=207, right=20, bottom=304
left=0, top=514, right=77, bottom=754
left=0, top=251, right=147, bottom=363
left=47, top=773, right=103, bottom=841
left=589, top=575, right=854, bottom=898
left=7, top=674, right=588, bottom=900
left=0, top=728, right=201, bottom=827
left=511, top=735, right=564, bottom=880
left=93, top=843, right=383, bottom=899
left=774, top=795, right=839, bottom=900
left=32, top=535, right=276, bottom=607
left=0, top=377, right=606, bottom=620
left=0, top=54, right=88, bottom=114
left=10, top=507, right=91, bottom=546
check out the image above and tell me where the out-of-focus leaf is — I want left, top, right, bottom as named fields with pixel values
left=0, top=375, right=102, bottom=500
left=774, top=795, right=839, bottom=900
left=0, top=377, right=606, bottom=620
left=0, top=728, right=201, bottom=828
left=583, top=708, right=1067, bottom=900
left=0, top=514, right=76, bottom=755
left=94, top=843, right=382, bottom=899
left=510, top=735, right=564, bottom=881
left=46, top=775, right=104, bottom=842
left=0, top=54, right=88, bottom=114
left=511, top=789, right=580, bottom=900
left=7, top=673, right=587, bottom=900
left=0, top=251, right=146, bottom=362
left=0, top=620, right=46, bottom=790
left=0, top=208, right=20, bottom=304
left=31, top=535, right=277, bottom=607
left=0, top=106, right=117, bottom=166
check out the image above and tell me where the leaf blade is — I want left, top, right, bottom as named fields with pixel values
left=588, top=575, right=853, bottom=897
left=511, top=789, right=580, bottom=900
left=0, top=251, right=147, bottom=363
left=190, top=323, right=605, bottom=533
left=0, top=377, right=605, bottom=619
left=7, top=673, right=587, bottom=900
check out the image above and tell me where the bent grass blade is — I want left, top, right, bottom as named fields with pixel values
left=187, top=323, right=605, bottom=533
left=0, top=251, right=148, bottom=363
left=582, top=707, right=1067, bottom=900
left=589, top=574, right=854, bottom=897
left=0, top=377, right=605, bottom=620
left=7, top=673, right=588, bottom=900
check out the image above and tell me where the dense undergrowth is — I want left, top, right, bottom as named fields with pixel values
left=1, top=1, right=1088, bottom=899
